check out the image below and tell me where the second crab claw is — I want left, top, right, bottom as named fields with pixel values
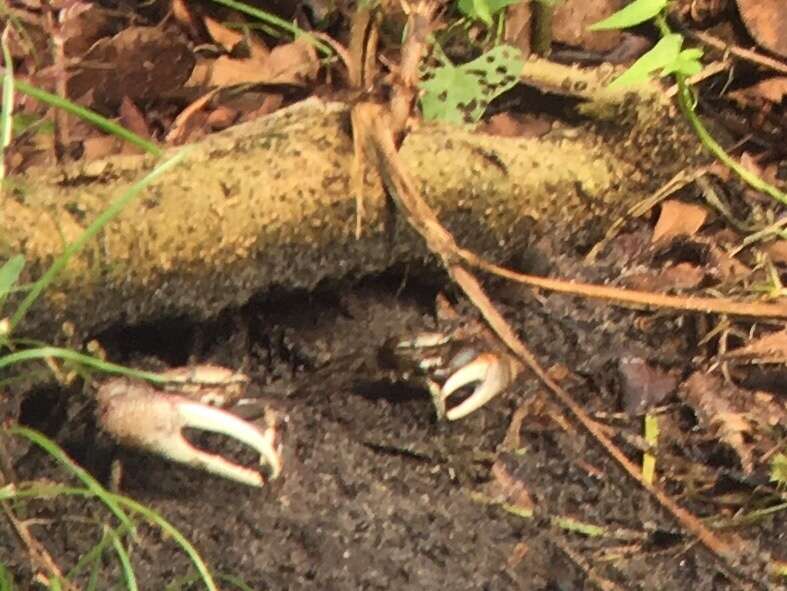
left=96, top=372, right=283, bottom=488
left=439, top=351, right=518, bottom=420
left=386, top=332, right=520, bottom=421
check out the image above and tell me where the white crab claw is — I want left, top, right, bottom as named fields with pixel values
left=96, top=380, right=282, bottom=487
left=440, top=353, right=513, bottom=420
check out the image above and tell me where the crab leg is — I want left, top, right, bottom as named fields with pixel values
left=96, top=379, right=282, bottom=487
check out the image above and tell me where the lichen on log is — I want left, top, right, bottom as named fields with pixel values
left=1, top=65, right=703, bottom=340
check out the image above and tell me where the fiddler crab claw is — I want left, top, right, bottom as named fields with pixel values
left=382, top=329, right=521, bottom=421
left=95, top=365, right=284, bottom=488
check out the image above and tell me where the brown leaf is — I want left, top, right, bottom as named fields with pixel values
left=651, top=200, right=708, bottom=244
left=208, top=56, right=268, bottom=86
left=206, top=105, right=240, bottom=131
left=81, top=135, right=123, bottom=161
left=705, top=241, right=751, bottom=282
left=118, top=97, right=151, bottom=141
left=734, top=77, right=787, bottom=104
left=622, top=263, right=706, bottom=291
left=482, top=112, right=551, bottom=138
left=681, top=372, right=754, bottom=473
left=724, top=328, right=787, bottom=364
left=657, top=263, right=706, bottom=290
left=618, top=355, right=678, bottom=414
left=172, top=0, right=203, bottom=39
left=764, top=240, right=787, bottom=264
left=165, top=89, right=219, bottom=144
left=552, top=0, right=627, bottom=52
left=735, top=0, right=787, bottom=58
left=504, top=2, right=533, bottom=57
left=66, top=27, right=195, bottom=108
left=204, top=16, right=245, bottom=53
left=486, top=458, right=536, bottom=512
left=204, top=38, right=319, bottom=87
left=264, top=38, right=320, bottom=85
left=59, top=2, right=116, bottom=57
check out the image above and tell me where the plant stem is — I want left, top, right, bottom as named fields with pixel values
left=654, top=14, right=787, bottom=206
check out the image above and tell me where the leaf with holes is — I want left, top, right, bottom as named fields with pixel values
left=419, top=45, right=523, bottom=125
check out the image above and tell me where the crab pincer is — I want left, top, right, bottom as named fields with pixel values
left=95, top=368, right=283, bottom=487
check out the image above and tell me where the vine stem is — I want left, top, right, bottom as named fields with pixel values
left=654, top=13, right=787, bottom=206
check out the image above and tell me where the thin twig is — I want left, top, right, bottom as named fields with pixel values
left=687, top=30, right=787, bottom=76
left=358, top=101, right=767, bottom=584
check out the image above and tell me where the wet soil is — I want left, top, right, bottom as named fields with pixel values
left=2, top=249, right=782, bottom=590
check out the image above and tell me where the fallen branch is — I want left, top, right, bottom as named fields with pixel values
left=4, top=59, right=706, bottom=340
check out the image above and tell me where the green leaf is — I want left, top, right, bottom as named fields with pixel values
left=589, top=0, right=669, bottom=31
left=771, top=453, right=787, bottom=487
left=661, top=47, right=704, bottom=77
left=12, top=112, right=54, bottom=136
left=0, top=255, right=24, bottom=306
left=608, top=33, right=682, bottom=89
left=420, top=45, right=524, bottom=125
left=457, top=0, right=519, bottom=25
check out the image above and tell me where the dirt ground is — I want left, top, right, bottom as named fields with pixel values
left=3, top=235, right=783, bottom=590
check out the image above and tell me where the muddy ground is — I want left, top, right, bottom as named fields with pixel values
left=2, top=239, right=783, bottom=590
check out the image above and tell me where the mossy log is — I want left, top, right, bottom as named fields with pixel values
left=2, top=62, right=703, bottom=341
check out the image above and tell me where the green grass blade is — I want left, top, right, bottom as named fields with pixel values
left=109, top=530, right=138, bottom=591
left=3, top=483, right=218, bottom=590
left=7, top=426, right=136, bottom=534
left=9, top=148, right=190, bottom=332
left=0, top=254, right=24, bottom=308
left=0, top=562, right=14, bottom=591
left=208, top=0, right=332, bottom=56
left=68, top=523, right=134, bottom=582
left=0, top=345, right=167, bottom=383
left=13, top=80, right=161, bottom=156
left=111, top=494, right=218, bottom=591
left=1, top=30, right=15, bottom=185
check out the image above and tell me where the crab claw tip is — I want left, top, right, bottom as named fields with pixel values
left=441, top=353, right=512, bottom=420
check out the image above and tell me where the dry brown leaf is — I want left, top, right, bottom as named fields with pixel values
left=705, top=241, right=751, bottom=282
left=657, top=263, right=706, bottom=289
left=66, top=27, right=194, bottom=108
left=165, top=89, right=219, bottom=144
left=734, top=77, right=787, bottom=104
left=264, top=39, right=320, bottom=85
left=486, top=458, right=536, bottom=512
left=204, top=16, right=245, bottom=53
left=739, top=151, right=764, bottom=177
left=764, top=240, right=787, bottom=264
left=118, top=97, right=151, bottom=140
left=552, top=0, right=627, bottom=52
left=504, top=2, right=533, bottom=57
left=207, top=55, right=270, bottom=87
left=206, top=105, right=240, bottom=130
left=81, top=135, right=123, bottom=161
left=681, top=372, right=755, bottom=473
left=482, top=112, right=551, bottom=138
left=619, top=355, right=678, bottom=414
left=651, top=200, right=708, bottom=244
left=724, top=327, right=787, bottom=364
left=172, top=0, right=203, bottom=39
left=735, top=0, right=787, bottom=58
left=204, top=39, right=318, bottom=87
left=623, top=263, right=706, bottom=291
left=60, top=2, right=115, bottom=57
